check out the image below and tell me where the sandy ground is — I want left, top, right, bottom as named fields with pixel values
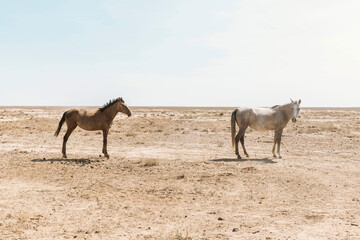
left=0, top=106, right=359, bottom=240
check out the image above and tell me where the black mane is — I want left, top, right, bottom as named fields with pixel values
left=98, top=98, right=120, bottom=112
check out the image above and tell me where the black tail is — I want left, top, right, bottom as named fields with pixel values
left=54, top=112, right=66, bottom=137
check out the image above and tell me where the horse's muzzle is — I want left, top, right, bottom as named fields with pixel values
left=292, top=118, right=297, bottom=123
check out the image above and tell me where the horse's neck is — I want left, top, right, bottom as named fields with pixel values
left=101, top=105, right=118, bottom=123
left=277, top=104, right=293, bottom=121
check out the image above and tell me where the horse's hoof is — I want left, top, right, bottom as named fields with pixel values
left=278, top=155, right=282, bottom=159
left=237, top=155, right=242, bottom=159
left=245, top=154, right=249, bottom=158
left=105, top=155, right=110, bottom=159
left=273, top=154, right=277, bottom=158
left=63, top=155, right=67, bottom=159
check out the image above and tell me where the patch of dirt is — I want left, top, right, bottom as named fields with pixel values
left=0, top=106, right=359, bottom=239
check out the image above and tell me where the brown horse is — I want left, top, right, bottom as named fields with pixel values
left=231, top=99, right=301, bottom=159
left=54, top=97, right=131, bottom=159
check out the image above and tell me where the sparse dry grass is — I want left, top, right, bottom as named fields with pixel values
left=175, top=232, right=192, bottom=240
left=0, top=107, right=360, bottom=239
left=143, top=158, right=159, bottom=167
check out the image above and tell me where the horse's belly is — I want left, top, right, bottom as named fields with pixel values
left=249, top=119, right=276, bottom=131
left=77, top=119, right=102, bottom=131
left=249, top=123, right=271, bottom=131
left=79, top=124, right=101, bottom=131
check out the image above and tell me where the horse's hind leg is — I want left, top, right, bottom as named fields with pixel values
left=62, top=123, right=77, bottom=158
left=240, top=135, right=249, bottom=158
left=234, top=132, right=241, bottom=159
left=235, top=127, right=247, bottom=159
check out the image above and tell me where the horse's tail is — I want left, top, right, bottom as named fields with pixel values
left=54, top=111, right=66, bottom=137
left=231, top=109, right=238, bottom=149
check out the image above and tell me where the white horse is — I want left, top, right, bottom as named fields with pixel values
left=231, top=99, right=301, bottom=159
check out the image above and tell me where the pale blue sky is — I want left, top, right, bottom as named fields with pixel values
left=1, top=0, right=359, bottom=107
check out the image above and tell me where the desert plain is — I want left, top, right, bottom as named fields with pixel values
left=0, top=106, right=359, bottom=240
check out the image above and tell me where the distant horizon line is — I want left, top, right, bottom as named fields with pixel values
left=1, top=105, right=360, bottom=110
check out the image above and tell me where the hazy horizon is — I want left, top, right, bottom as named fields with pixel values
left=1, top=1, right=360, bottom=107
left=1, top=105, right=360, bottom=110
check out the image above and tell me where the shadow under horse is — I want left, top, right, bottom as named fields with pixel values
left=32, top=158, right=94, bottom=164
left=211, top=157, right=277, bottom=164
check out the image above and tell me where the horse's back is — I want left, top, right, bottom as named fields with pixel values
left=235, top=107, right=278, bottom=131
left=237, top=107, right=252, bottom=113
left=64, top=108, right=101, bottom=129
left=252, top=107, right=276, bottom=116
left=66, top=108, right=96, bottom=117
left=65, top=108, right=80, bottom=120
left=235, top=107, right=254, bottom=124
left=250, top=107, right=278, bottom=131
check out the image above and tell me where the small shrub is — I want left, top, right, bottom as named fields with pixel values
left=143, top=159, right=159, bottom=167
left=175, top=231, right=192, bottom=240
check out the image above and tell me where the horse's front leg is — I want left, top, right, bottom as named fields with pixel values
left=102, top=129, right=109, bottom=159
left=272, top=129, right=283, bottom=158
left=272, top=132, right=277, bottom=158
left=276, top=129, right=283, bottom=158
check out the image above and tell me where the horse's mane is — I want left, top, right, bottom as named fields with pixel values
left=98, top=98, right=121, bottom=112
left=271, top=102, right=293, bottom=109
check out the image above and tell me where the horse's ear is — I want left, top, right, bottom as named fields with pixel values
left=290, top=98, right=294, bottom=103
left=298, top=99, right=301, bottom=104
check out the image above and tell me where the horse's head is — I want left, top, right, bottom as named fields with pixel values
left=290, top=99, right=301, bottom=123
left=117, top=97, right=132, bottom=117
